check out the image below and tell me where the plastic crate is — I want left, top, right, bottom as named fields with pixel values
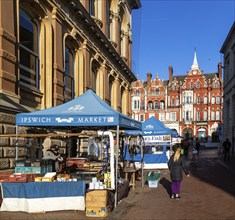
left=148, top=180, right=159, bottom=188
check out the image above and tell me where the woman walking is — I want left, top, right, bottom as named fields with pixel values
left=168, top=144, right=189, bottom=200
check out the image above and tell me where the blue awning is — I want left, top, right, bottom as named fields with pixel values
left=16, top=89, right=141, bottom=130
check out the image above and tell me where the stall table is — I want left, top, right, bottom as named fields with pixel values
left=0, top=181, right=86, bottom=213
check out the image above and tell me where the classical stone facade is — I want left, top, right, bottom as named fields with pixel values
left=0, top=0, right=141, bottom=170
left=131, top=52, right=223, bottom=142
left=220, top=21, right=235, bottom=155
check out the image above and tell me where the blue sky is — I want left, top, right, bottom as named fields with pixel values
left=132, top=0, right=235, bottom=81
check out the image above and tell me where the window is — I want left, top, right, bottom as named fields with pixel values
left=141, top=100, right=145, bottom=110
left=211, top=111, right=215, bottom=120
left=160, top=101, right=165, bottom=109
left=216, top=97, right=220, bottom=104
left=64, top=46, right=74, bottom=102
left=203, top=111, right=207, bottom=121
left=136, top=89, right=140, bottom=95
left=170, top=112, right=176, bottom=121
left=159, top=113, right=165, bottom=121
left=156, top=88, right=160, bottom=95
left=133, top=100, right=139, bottom=110
left=197, top=97, right=201, bottom=104
left=175, top=98, right=179, bottom=106
left=190, top=82, right=194, bottom=89
left=89, top=0, right=96, bottom=16
left=171, top=99, right=174, bottom=107
left=148, top=102, right=153, bottom=110
left=140, top=114, right=144, bottom=122
left=197, top=111, right=200, bottom=121
left=204, top=97, right=207, bottom=104
left=196, top=81, right=200, bottom=88
left=19, top=8, right=39, bottom=89
left=216, top=111, right=220, bottom=120
left=211, top=97, right=215, bottom=104
left=154, top=101, right=159, bottom=109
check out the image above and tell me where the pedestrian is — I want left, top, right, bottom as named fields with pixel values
left=168, top=144, right=189, bottom=200
left=196, top=140, right=201, bottom=155
left=222, top=138, right=231, bottom=162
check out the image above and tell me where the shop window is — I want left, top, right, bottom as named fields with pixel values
left=19, top=8, right=39, bottom=89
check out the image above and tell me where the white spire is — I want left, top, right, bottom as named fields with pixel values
left=191, top=50, right=199, bottom=70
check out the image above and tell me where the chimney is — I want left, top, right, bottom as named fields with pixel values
left=169, top=66, right=173, bottom=82
left=218, top=62, right=222, bottom=80
left=147, top=73, right=152, bottom=90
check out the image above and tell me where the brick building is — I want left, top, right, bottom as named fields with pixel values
left=131, top=52, right=223, bottom=142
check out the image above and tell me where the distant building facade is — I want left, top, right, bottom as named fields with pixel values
left=131, top=52, right=223, bottom=142
left=220, top=21, right=235, bottom=154
left=0, top=0, right=141, bottom=170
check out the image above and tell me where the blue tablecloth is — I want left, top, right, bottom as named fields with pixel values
left=0, top=181, right=86, bottom=212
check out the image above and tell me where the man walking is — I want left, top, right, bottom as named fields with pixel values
left=222, top=138, right=231, bottom=162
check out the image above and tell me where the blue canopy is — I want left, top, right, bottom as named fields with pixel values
left=16, top=89, right=141, bottom=130
left=142, top=116, right=172, bottom=136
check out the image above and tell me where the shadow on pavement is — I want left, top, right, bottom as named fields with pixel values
left=159, top=177, right=171, bottom=197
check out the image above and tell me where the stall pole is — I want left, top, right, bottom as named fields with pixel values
left=115, top=125, right=119, bottom=208
left=15, top=125, right=19, bottom=160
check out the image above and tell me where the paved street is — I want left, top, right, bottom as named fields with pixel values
left=0, top=147, right=235, bottom=220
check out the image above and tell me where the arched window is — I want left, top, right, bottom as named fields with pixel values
left=147, top=101, right=153, bottom=110
left=211, top=111, right=215, bottom=120
left=196, top=81, right=200, bottom=88
left=211, top=97, right=215, bottom=104
left=136, top=89, right=140, bottom=95
left=197, top=111, right=200, bottom=121
left=154, top=101, right=159, bottom=109
left=216, top=111, right=220, bottom=120
left=190, top=82, right=194, bottom=89
left=160, top=101, right=165, bottom=109
left=156, top=88, right=160, bottom=95
left=197, top=97, right=201, bottom=104
left=19, top=8, right=39, bottom=89
left=175, top=98, right=179, bottom=106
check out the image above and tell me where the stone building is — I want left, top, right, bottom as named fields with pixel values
left=0, top=0, right=141, bottom=170
left=220, top=21, right=235, bottom=155
left=131, top=52, right=223, bottom=142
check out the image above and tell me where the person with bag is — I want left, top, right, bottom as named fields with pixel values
left=168, top=144, right=189, bottom=200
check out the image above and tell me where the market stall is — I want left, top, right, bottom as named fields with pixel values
left=11, top=89, right=141, bottom=212
left=142, top=117, right=172, bottom=169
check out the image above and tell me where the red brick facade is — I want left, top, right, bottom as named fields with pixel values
left=131, top=53, right=223, bottom=142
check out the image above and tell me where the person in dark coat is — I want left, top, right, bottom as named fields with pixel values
left=168, top=144, right=189, bottom=199
left=222, top=138, right=231, bottom=162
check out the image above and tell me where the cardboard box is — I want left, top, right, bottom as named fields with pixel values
left=86, top=190, right=108, bottom=207
left=148, top=180, right=159, bottom=188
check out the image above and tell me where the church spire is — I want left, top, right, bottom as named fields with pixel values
left=191, top=49, right=199, bottom=70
